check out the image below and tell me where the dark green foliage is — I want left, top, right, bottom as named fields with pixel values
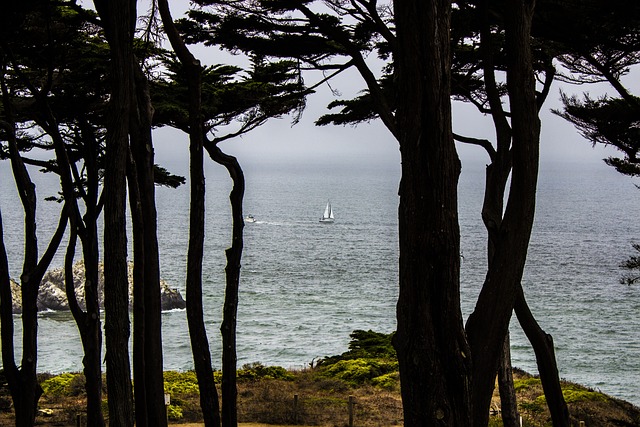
left=151, top=55, right=306, bottom=140
left=554, top=94, right=640, bottom=177
left=40, top=373, right=89, bottom=397
left=317, top=358, right=399, bottom=388
left=312, top=330, right=398, bottom=389
left=318, top=330, right=396, bottom=365
left=620, top=244, right=640, bottom=285
left=237, top=363, right=295, bottom=381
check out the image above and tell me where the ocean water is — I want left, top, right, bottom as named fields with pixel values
left=1, top=157, right=639, bottom=406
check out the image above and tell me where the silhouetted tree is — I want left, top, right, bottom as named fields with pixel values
left=154, top=9, right=307, bottom=422
left=91, top=0, right=136, bottom=424
left=550, top=0, right=640, bottom=285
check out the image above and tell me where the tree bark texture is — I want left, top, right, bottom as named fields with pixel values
left=93, top=0, right=136, bottom=425
left=466, top=1, right=540, bottom=425
left=393, top=1, right=473, bottom=425
left=157, top=1, right=221, bottom=424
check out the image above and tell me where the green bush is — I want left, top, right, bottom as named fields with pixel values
left=318, top=330, right=396, bottom=366
left=237, top=363, right=295, bottom=381
left=371, top=372, right=399, bottom=390
left=535, top=384, right=608, bottom=405
left=513, top=376, right=542, bottom=392
left=163, top=371, right=200, bottom=395
left=167, top=404, right=183, bottom=421
left=41, top=373, right=80, bottom=397
left=320, top=358, right=398, bottom=386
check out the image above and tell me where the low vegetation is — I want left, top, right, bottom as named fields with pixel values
left=0, top=330, right=638, bottom=426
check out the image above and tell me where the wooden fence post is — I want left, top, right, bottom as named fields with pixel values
left=348, top=395, right=355, bottom=427
left=293, top=394, right=299, bottom=424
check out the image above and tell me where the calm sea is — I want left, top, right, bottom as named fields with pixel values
left=1, top=157, right=639, bottom=406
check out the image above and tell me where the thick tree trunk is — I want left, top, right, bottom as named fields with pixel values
left=156, top=2, right=221, bottom=424
left=130, top=63, right=167, bottom=427
left=515, top=286, right=570, bottom=426
left=393, top=1, right=472, bottom=425
left=466, top=1, right=540, bottom=425
left=93, top=1, right=136, bottom=425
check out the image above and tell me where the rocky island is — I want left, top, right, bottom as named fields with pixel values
left=7, top=262, right=186, bottom=314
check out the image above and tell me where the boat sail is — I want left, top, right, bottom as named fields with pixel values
left=319, top=201, right=335, bottom=223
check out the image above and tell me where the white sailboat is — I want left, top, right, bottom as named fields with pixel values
left=319, top=201, right=335, bottom=223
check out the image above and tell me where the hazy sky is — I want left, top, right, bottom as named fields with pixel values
left=152, top=61, right=626, bottom=179
left=150, top=0, right=634, bottom=177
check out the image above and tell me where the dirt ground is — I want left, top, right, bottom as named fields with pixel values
left=172, top=424, right=310, bottom=427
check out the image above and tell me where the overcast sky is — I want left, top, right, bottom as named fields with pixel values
left=152, top=61, right=627, bottom=179
left=147, top=0, right=637, bottom=178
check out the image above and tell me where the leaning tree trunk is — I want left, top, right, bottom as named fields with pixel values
left=205, top=143, right=245, bottom=427
left=37, top=95, right=106, bottom=427
left=465, top=1, right=540, bottom=425
left=157, top=1, right=221, bottom=424
left=393, top=1, right=473, bottom=425
left=515, top=286, right=570, bottom=426
left=93, top=0, right=136, bottom=425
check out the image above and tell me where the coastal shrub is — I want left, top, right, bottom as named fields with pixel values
left=163, top=371, right=200, bottom=395
left=318, top=330, right=396, bottom=366
left=320, top=358, right=398, bottom=386
left=371, top=372, right=400, bottom=390
left=535, top=384, right=608, bottom=405
left=167, top=404, right=183, bottom=421
left=41, top=373, right=83, bottom=397
left=519, top=400, right=545, bottom=414
left=237, top=362, right=295, bottom=381
left=562, top=388, right=608, bottom=403
left=513, top=376, right=542, bottom=392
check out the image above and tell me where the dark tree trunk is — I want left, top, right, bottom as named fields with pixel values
left=392, top=1, right=473, bottom=425
left=515, top=286, right=570, bottom=426
left=466, top=1, right=540, bottom=425
left=93, top=0, right=136, bottom=425
left=156, top=2, right=222, bottom=425
left=497, top=332, right=520, bottom=427
left=9, top=119, right=40, bottom=427
left=127, top=155, right=148, bottom=427
left=0, top=100, right=68, bottom=426
left=77, top=120, right=105, bottom=427
left=37, top=98, right=106, bottom=427
left=205, top=143, right=245, bottom=427
left=65, top=213, right=105, bottom=427
left=130, top=62, right=167, bottom=427
left=186, top=122, right=221, bottom=427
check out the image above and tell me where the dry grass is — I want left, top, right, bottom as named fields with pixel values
left=1, top=369, right=639, bottom=426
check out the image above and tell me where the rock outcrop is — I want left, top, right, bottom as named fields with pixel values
left=9, top=262, right=186, bottom=314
